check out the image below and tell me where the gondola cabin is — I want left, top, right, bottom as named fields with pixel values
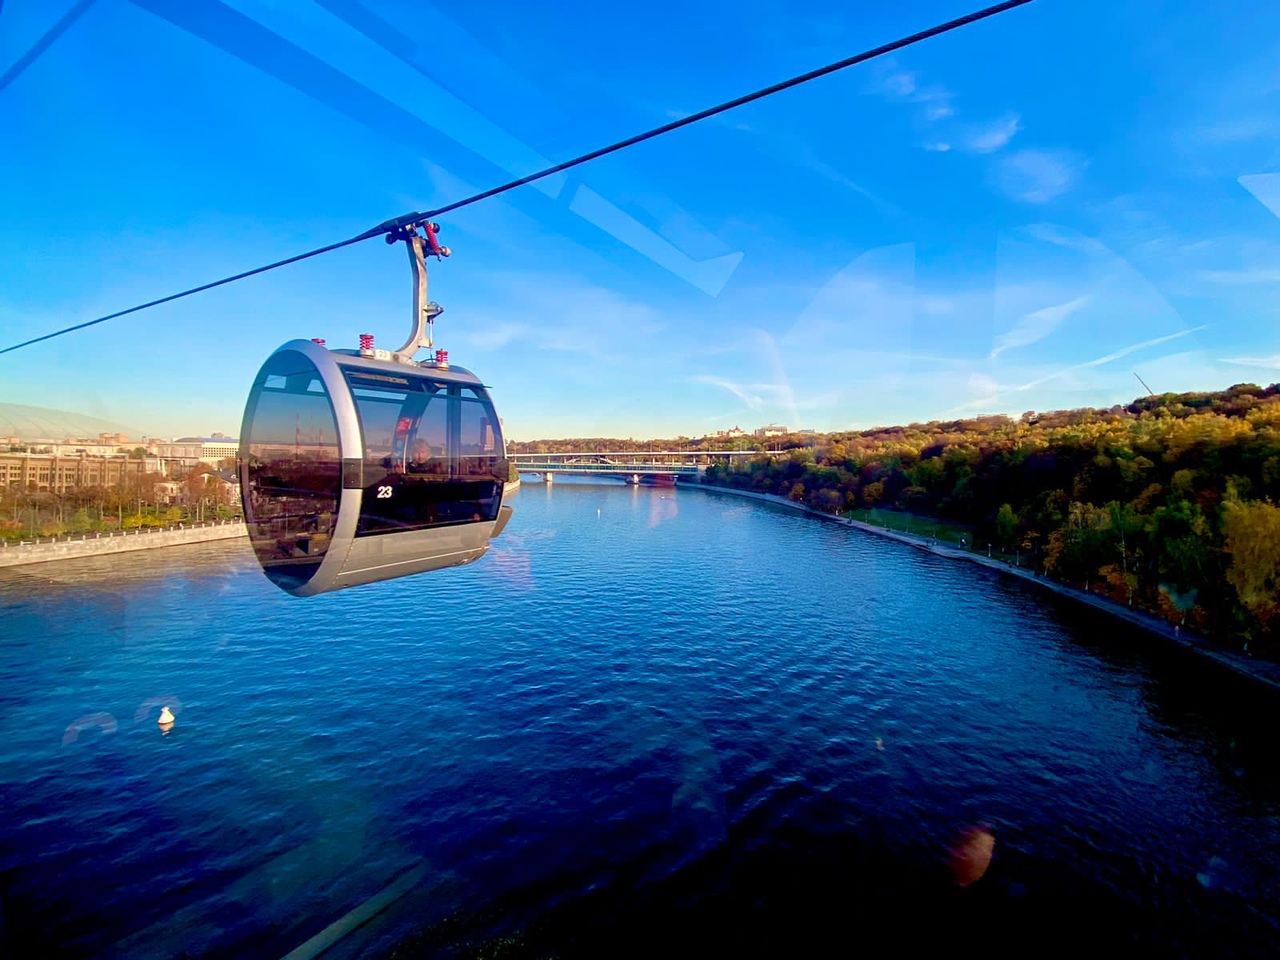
left=238, top=338, right=512, bottom=596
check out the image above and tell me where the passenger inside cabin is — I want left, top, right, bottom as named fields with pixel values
left=407, top=439, right=435, bottom=474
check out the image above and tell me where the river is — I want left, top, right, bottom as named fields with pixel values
left=2, top=476, right=1279, bottom=957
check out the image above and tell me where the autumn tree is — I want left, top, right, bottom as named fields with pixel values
left=1222, top=499, right=1280, bottom=636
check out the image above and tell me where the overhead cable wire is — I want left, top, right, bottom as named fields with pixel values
left=1, top=0, right=1034, bottom=356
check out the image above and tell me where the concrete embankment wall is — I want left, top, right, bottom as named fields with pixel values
left=3, top=482, right=520, bottom=571
left=0, top=522, right=247, bottom=568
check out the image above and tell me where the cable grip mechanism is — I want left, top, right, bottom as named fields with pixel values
left=387, top=221, right=451, bottom=364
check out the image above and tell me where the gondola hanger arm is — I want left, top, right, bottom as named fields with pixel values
left=389, top=222, right=450, bottom=364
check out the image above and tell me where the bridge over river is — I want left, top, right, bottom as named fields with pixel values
left=508, top=450, right=778, bottom=483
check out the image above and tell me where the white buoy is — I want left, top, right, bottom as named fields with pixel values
left=158, top=706, right=175, bottom=726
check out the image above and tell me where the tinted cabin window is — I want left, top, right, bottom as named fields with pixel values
left=343, top=371, right=504, bottom=535
left=241, top=352, right=341, bottom=590
left=458, top=388, right=503, bottom=478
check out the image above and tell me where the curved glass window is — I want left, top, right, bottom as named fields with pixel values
left=459, top=387, right=504, bottom=480
left=240, top=351, right=342, bottom=591
left=343, top=371, right=506, bottom=535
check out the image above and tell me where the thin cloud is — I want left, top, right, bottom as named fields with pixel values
left=713, top=124, right=904, bottom=219
left=997, top=149, right=1082, bottom=203
left=990, top=296, right=1089, bottom=360
left=871, top=60, right=1023, bottom=160
left=948, top=325, right=1210, bottom=414
left=1023, top=222, right=1108, bottom=254
left=691, top=374, right=839, bottom=418
left=911, top=85, right=953, bottom=111
left=965, top=114, right=1021, bottom=154
left=882, top=71, right=918, bottom=97
left=870, top=63, right=953, bottom=118
left=1018, top=325, right=1210, bottom=391
left=693, top=376, right=769, bottom=410
left=795, top=147, right=904, bottom=217
left=1220, top=354, right=1280, bottom=369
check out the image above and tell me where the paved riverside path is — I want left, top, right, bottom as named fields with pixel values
left=694, top=483, right=1280, bottom=694
left=0, top=521, right=247, bottom=568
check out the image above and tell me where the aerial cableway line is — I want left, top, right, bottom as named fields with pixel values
left=0, top=0, right=1035, bottom=356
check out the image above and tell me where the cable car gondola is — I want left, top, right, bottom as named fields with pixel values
left=237, top=223, right=513, bottom=596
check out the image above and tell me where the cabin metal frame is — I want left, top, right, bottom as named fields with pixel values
left=238, top=338, right=512, bottom=596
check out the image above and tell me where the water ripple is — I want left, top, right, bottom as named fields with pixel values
left=2, top=480, right=1280, bottom=956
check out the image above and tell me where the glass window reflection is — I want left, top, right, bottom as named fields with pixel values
left=241, top=352, right=341, bottom=590
left=341, top=371, right=506, bottom=534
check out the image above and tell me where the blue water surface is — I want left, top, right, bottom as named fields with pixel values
left=2, top=478, right=1280, bottom=958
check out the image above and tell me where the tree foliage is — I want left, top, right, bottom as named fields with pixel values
left=696, top=383, right=1280, bottom=652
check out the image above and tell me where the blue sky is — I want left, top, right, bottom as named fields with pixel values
left=1, top=0, right=1279, bottom=442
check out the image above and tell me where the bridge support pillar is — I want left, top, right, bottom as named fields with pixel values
left=543, top=471, right=554, bottom=484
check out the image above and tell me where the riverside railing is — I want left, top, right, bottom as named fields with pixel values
left=0, top=518, right=245, bottom=549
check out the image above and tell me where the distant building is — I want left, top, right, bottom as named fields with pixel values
left=207, top=469, right=240, bottom=493
left=155, top=480, right=183, bottom=505
left=755, top=424, right=789, bottom=437
left=152, top=440, right=203, bottom=469
left=151, top=437, right=238, bottom=469
left=0, top=453, right=164, bottom=493
left=26, top=441, right=129, bottom=457
left=198, top=437, right=240, bottom=462
left=181, top=469, right=240, bottom=509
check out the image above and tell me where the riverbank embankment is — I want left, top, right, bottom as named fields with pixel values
left=2, top=480, right=522, bottom=571
left=692, top=482, right=1280, bottom=694
left=0, top=520, right=247, bottom=568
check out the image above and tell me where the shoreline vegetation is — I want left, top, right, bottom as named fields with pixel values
left=513, top=382, right=1278, bottom=663
left=693, top=482, right=1280, bottom=694
left=0, top=480, right=524, bottom=568
left=689, top=384, right=1279, bottom=661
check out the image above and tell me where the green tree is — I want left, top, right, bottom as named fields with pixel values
left=995, top=503, right=1018, bottom=547
left=1222, top=500, right=1280, bottom=634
